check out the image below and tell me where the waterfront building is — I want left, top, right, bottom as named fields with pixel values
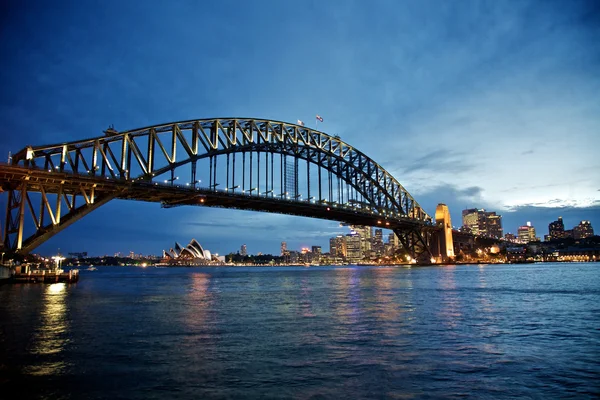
left=372, top=229, right=384, bottom=256
left=329, top=235, right=346, bottom=258
left=462, top=208, right=503, bottom=238
left=280, top=241, right=287, bottom=256
left=350, top=225, right=372, bottom=258
left=462, top=209, right=480, bottom=235
left=345, top=234, right=362, bottom=263
left=517, top=222, right=537, bottom=243
left=487, top=213, right=503, bottom=239
left=240, top=244, right=247, bottom=256
left=162, top=239, right=215, bottom=264
left=311, top=246, right=322, bottom=255
left=548, top=217, right=565, bottom=240
left=574, top=220, right=594, bottom=239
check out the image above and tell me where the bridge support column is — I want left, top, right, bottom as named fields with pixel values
left=3, top=182, right=27, bottom=251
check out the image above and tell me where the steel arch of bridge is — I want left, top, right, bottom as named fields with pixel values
left=1, top=118, right=436, bottom=261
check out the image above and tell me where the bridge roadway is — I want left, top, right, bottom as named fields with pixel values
left=0, top=163, right=433, bottom=250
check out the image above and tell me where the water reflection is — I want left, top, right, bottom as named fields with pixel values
left=185, top=273, right=213, bottom=328
left=299, top=277, right=315, bottom=318
left=438, top=266, right=462, bottom=330
left=332, top=268, right=361, bottom=326
left=372, top=268, right=400, bottom=322
left=25, top=283, right=70, bottom=376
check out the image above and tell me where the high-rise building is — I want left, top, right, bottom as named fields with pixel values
left=345, top=234, right=362, bottom=263
left=280, top=241, right=287, bottom=256
left=573, top=220, right=594, bottom=239
left=240, top=244, right=247, bottom=256
left=462, top=208, right=503, bottom=238
left=548, top=217, right=565, bottom=240
left=372, top=229, right=384, bottom=255
left=517, top=222, right=537, bottom=243
left=486, top=214, right=503, bottom=239
left=350, top=225, right=372, bottom=258
left=329, top=235, right=346, bottom=258
left=435, top=203, right=455, bottom=261
left=462, top=209, right=480, bottom=234
left=388, top=233, right=399, bottom=250
left=311, top=246, right=322, bottom=255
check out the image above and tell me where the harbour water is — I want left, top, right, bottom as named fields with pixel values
left=1, top=263, right=598, bottom=399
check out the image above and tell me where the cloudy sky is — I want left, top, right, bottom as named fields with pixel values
left=1, top=0, right=598, bottom=256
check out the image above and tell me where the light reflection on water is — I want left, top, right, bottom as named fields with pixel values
left=1, top=263, right=598, bottom=399
left=24, top=282, right=70, bottom=376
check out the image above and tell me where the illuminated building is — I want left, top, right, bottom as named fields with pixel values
left=280, top=241, right=287, bottom=256
left=240, top=244, right=247, bottom=256
left=162, top=239, right=213, bottom=262
left=548, top=217, right=565, bottom=240
left=574, top=220, right=594, bottom=239
left=345, top=234, right=362, bottom=263
left=372, top=229, right=384, bottom=256
left=462, top=208, right=503, bottom=238
left=387, top=233, right=400, bottom=254
left=350, top=225, right=372, bottom=258
left=435, top=203, right=455, bottom=261
left=486, top=214, right=503, bottom=239
left=329, top=235, right=346, bottom=258
left=462, top=209, right=480, bottom=234
left=311, top=246, right=322, bottom=255
left=517, top=222, right=537, bottom=243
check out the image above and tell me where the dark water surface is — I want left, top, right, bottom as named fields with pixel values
left=1, top=263, right=599, bottom=399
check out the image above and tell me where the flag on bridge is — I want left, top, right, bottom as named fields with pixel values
left=297, top=120, right=305, bottom=126
left=316, top=115, right=323, bottom=122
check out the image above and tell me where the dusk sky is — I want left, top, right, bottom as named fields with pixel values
left=1, top=0, right=599, bottom=256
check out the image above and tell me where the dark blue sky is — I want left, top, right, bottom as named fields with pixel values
left=1, top=0, right=599, bottom=256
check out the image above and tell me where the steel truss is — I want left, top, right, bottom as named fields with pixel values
left=1, top=118, right=435, bottom=260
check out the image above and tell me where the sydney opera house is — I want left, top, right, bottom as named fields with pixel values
left=161, top=239, right=220, bottom=265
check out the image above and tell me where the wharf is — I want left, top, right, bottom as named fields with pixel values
left=4, top=267, right=79, bottom=283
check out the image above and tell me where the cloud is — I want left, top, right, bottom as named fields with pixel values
left=401, top=150, right=477, bottom=175
left=500, top=204, right=600, bottom=235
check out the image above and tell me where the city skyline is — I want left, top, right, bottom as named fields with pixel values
left=1, top=1, right=598, bottom=256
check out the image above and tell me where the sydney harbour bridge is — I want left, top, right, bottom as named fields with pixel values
left=0, top=118, right=453, bottom=264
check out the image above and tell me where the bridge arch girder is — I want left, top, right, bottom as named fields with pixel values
left=12, top=118, right=430, bottom=222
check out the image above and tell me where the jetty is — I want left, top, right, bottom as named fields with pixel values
left=1, top=263, right=79, bottom=284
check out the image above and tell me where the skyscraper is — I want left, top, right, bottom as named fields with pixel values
left=517, top=222, right=537, bottom=243
left=486, top=213, right=503, bottom=239
left=573, top=221, right=594, bottom=239
left=240, top=244, right=247, bottom=256
left=548, top=217, right=565, bottom=240
left=329, top=235, right=346, bottom=258
left=462, top=209, right=480, bottom=234
left=462, top=208, right=503, bottom=238
left=350, top=225, right=372, bottom=258
left=372, top=229, right=384, bottom=256
left=345, top=234, right=362, bottom=263
left=280, top=241, right=287, bottom=256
